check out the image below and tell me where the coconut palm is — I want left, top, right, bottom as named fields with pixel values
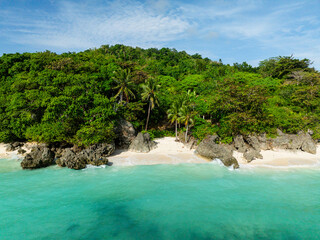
left=167, top=101, right=181, bottom=141
left=141, top=78, right=160, bottom=131
left=179, top=105, right=195, bottom=143
left=113, top=69, right=135, bottom=103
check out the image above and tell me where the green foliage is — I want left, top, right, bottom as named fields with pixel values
left=0, top=45, right=319, bottom=146
left=74, top=121, right=115, bottom=147
left=143, top=129, right=175, bottom=140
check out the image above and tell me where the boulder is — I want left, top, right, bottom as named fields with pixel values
left=129, top=132, right=157, bottom=153
left=12, top=142, right=23, bottom=148
left=17, top=148, right=26, bottom=154
left=257, top=133, right=272, bottom=150
left=233, top=135, right=248, bottom=153
left=89, top=143, right=115, bottom=156
left=243, top=148, right=263, bottom=162
left=5, top=144, right=15, bottom=152
left=270, top=131, right=316, bottom=154
left=56, top=143, right=113, bottom=170
left=196, top=135, right=239, bottom=169
left=21, top=146, right=55, bottom=169
left=299, top=132, right=317, bottom=154
left=115, top=119, right=136, bottom=148
left=56, top=148, right=87, bottom=170
left=271, top=134, right=303, bottom=150
left=244, top=135, right=260, bottom=150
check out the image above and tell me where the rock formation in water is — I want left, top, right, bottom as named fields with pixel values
left=21, top=143, right=115, bottom=170
left=21, top=145, right=55, bottom=169
left=195, top=135, right=239, bottom=169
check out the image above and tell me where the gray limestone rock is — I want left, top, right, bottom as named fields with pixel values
left=243, top=148, right=263, bottom=162
left=21, top=146, right=55, bottom=169
left=196, top=135, right=239, bottom=169
left=115, top=119, right=136, bottom=148
left=129, top=132, right=157, bottom=153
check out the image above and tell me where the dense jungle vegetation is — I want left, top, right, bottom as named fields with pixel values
left=0, top=44, right=319, bottom=146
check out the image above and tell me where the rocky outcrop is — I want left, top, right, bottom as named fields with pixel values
left=232, top=130, right=317, bottom=163
left=56, top=143, right=114, bottom=170
left=233, top=135, right=248, bottom=153
left=243, top=148, right=263, bottom=162
left=270, top=130, right=316, bottom=154
left=6, top=142, right=24, bottom=152
left=129, top=132, right=157, bottom=153
left=17, top=148, right=26, bottom=154
left=244, top=135, right=260, bottom=151
left=115, top=119, right=136, bottom=148
left=21, top=146, right=55, bottom=169
left=196, top=135, right=239, bottom=169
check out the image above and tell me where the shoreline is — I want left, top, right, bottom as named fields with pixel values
left=1, top=138, right=320, bottom=170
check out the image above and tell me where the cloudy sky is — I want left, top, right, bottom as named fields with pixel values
left=0, top=0, right=319, bottom=69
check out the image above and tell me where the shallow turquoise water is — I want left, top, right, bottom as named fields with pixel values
left=1, top=158, right=320, bottom=240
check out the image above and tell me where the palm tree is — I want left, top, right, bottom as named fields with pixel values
left=167, top=101, right=181, bottom=141
left=141, top=78, right=160, bottom=131
left=179, top=105, right=195, bottom=143
left=113, top=69, right=135, bottom=103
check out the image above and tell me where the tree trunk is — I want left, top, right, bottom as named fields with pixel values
left=185, top=124, right=189, bottom=143
left=145, top=101, right=151, bottom=131
left=175, top=120, right=178, bottom=141
left=119, top=92, right=123, bottom=103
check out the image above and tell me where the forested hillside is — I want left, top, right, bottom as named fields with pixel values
left=0, top=44, right=319, bottom=146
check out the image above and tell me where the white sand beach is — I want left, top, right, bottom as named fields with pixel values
left=1, top=138, right=320, bottom=169
left=109, top=137, right=320, bottom=169
left=108, top=137, right=208, bottom=166
left=235, top=147, right=320, bottom=169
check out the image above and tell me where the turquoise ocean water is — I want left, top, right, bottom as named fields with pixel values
left=1, top=157, right=320, bottom=240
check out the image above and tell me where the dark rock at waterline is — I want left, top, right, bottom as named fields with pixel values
left=21, top=146, right=55, bottom=169
left=129, top=132, right=157, bottom=153
left=115, top=119, right=136, bottom=148
left=56, top=143, right=114, bottom=170
left=196, top=135, right=239, bottom=169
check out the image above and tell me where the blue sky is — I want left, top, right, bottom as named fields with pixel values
left=1, top=0, right=320, bottom=69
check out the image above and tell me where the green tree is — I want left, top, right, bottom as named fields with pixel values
left=179, top=105, right=195, bottom=143
left=113, top=68, right=135, bottom=103
left=167, top=101, right=181, bottom=141
left=141, top=78, right=160, bottom=131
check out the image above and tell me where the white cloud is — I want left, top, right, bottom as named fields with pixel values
left=1, top=0, right=319, bottom=69
left=2, top=0, right=191, bottom=50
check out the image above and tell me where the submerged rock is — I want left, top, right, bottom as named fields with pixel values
left=196, top=135, right=239, bottom=169
left=21, top=146, right=55, bottom=169
left=129, top=132, right=157, bottom=153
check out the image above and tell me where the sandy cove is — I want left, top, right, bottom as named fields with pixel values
left=108, top=137, right=207, bottom=166
left=109, top=137, right=320, bottom=169
left=1, top=137, right=320, bottom=169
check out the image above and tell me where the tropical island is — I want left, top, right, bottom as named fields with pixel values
left=1, top=44, right=320, bottom=169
